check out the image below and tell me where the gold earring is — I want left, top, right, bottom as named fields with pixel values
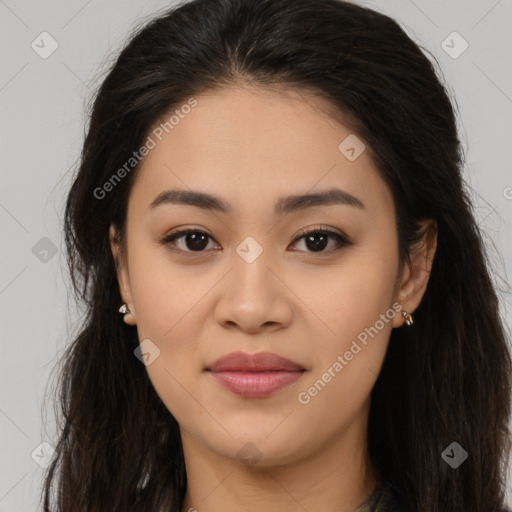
left=401, top=311, right=414, bottom=326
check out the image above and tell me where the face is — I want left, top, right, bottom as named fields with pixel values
left=111, top=84, right=434, bottom=469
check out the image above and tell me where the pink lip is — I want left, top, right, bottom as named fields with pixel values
left=207, top=351, right=306, bottom=398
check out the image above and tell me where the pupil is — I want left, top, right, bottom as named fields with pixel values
left=186, top=233, right=208, bottom=251
left=306, top=233, right=327, bottom=252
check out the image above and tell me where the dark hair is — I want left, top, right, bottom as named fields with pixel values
left=42, top=0, right=512, bottom=510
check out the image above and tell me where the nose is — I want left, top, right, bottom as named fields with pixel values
left=213, top=252, right=294, bottom=334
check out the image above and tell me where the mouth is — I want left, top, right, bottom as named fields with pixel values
left=206, top=351, right=306, bottom=398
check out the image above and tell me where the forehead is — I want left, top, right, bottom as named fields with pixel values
left=128, top=84, right=395, bottom=220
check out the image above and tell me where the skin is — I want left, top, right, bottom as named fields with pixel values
left=110, top=83, right=437, bottom=512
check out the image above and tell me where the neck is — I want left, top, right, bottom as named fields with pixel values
left=179, top=399, right=378, bottom=512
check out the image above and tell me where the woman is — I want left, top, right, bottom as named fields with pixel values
left=41, top=0, right=512, bottom=510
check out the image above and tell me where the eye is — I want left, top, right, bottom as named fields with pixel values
left=159, top=225, right=352, bottom=255
left=160, top=229, right=220, bottom=253
left=290, top=225, right=353, bottom=254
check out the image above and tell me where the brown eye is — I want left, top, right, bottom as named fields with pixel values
left=290, top=227, right=353, bottom=254
left=161, top=229, right=218, bottom=252
left=160, top=226, right=352, bottom=256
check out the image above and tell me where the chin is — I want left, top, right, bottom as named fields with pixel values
left=206, top=429, right=310, bottom=468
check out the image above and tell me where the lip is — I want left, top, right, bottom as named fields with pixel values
left=206, top=351, right=306, bottom=398
left=208, top=351, right=305, bottom=373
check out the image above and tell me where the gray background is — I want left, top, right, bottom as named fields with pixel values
left=1, top=0, right=511, bottom=509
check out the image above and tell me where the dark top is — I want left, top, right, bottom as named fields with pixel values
left=353, top=479, right=406, bottom=512
left=354, top=479, right=512, bottom=512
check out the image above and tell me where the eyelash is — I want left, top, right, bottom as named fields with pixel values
left=159, top=225, right=353, bottom=256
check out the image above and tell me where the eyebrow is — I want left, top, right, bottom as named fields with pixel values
left=148, top=187, right=365, bottom=215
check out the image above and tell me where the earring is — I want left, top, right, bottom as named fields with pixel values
left=118, top=303, right=135, bottom=325
left=118, top=303, right=130, bottom=315
left=401, top=311, right=414, bottom=326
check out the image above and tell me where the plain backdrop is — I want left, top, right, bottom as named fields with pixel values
left=0, top=0, right=511, bottom=510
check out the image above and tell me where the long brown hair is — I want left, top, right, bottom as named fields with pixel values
left=42, top=0, right=512, bottom=510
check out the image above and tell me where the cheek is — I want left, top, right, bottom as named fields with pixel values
left=127, top=241, right=223, bottom=375
left=296, top=289, right=395, bottom=425
left=300, top=237, right=398, bottom=399
left=127, top=245, right=208, bottom=420
left=128, top=240, right=196, bottom=335
left=307, top=245, right=397, bottom=341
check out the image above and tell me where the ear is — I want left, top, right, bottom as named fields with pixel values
left=392, top=218, right=438, bottom=328
left=109, top=224, right=137, bottom=326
